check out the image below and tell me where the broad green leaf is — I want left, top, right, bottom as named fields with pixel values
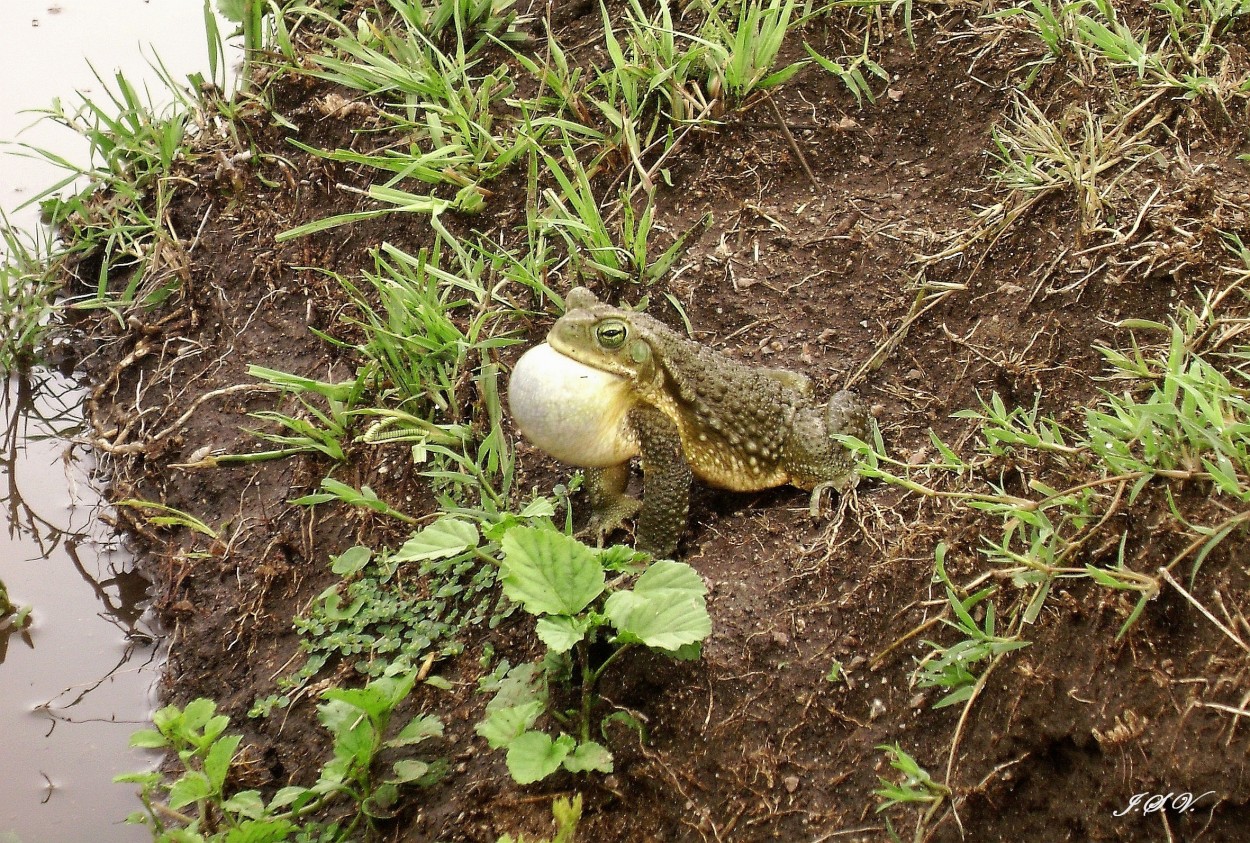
left=605, top=590, right=710, bottom=650
left=499, top=526, right=604, bottom=615
left=220, top=789, right=265, bottom=819
left=216, top=0, right=247, bottom=22
left=167, top=771, right=213, bottom=809
left=204, top=734, right=242, bottom=791
left=604, top=561, right=711, bottom=650
left=475, top=700, right=544, bottom=749
left=330, top=545, right=372, bottom=576
left=179, top=698, right=220, bottom=733
left=632, top=560, right=707, bottom=599
left=390, top=759, right=431, bottom=783
left=365, top=782, right=400, bottom=818
left=114, top=771, right=161, bottom=786
left=318, top=699, right=378, bottom=764
left=128, top=729, right=168, bottom=749
left=483, top=663, right=542, bottom=711
left=395, top=518, right=480, bottom=562
left=505, top=731, right=574, bottom=784
left=322, top=672, right=417, bottom=718
left=391, top=714, right=444, bottom=747
left=268, top=785, right=314, bottom=811
left=519, top=497, right=556, bottom=518
left=562, top=740, right=613, bottom=774
left=223, top=819, right=298, bottom=843
left=659, top=641, right=703, bottom=661
left=535, top=615, right=592, bottom=653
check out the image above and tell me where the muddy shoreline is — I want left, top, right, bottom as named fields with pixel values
left=59, top=1, right=1250, bottom=840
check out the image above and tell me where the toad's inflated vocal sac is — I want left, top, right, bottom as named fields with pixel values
left=508, top=287, right=869, bottom=558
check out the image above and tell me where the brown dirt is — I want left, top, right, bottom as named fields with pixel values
left=71, top=2, right=1250, bottom=841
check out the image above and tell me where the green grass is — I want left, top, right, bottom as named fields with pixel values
left=0, top=220, right=60, bottom=371
left=988, top=93, right=1162, bottom=234
left=874, top=743, right=949, bottom=843
left=18, top=61, right=198, bottom=315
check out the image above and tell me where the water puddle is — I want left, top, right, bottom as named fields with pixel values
left=1, top=0, right=232, bottom=837
left=1, top=371, right=159, bottom=842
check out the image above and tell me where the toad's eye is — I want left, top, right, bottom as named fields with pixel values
left=595, top=320, right=628, bottom=349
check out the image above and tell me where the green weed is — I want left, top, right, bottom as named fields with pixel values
left=988, top=93, right=1162, bottom=235
left=21, top=62, right=196, bottom=314
left=120, top=674, right=443, bottom=840
left=859, top=290, right=1250, bottom=646
left=496, top=794, right=582, bottom=843
left=475, top=525, right=710, bottom=784
left=0, top=577, right=32, bottom=632
left=805, top=38, right=888, bottom=107
left=252, top=510, right=568, bottom=714
left=874, top=743, right=949, bottom=842
left=116, top=499, right=223, bottom=541
left=996, top=0, right=1250, bottom=104
left=538, top=144, right=709, bottom=284
left=701, top=0, right=809, bottom=103
left=0, top=219, right=60, bottom=371
left=913, top=544, right=1029, bottom=709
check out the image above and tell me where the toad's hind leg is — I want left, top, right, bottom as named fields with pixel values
left=827, top=390, right=870, bottom=440
left=630, top=404, right=691, bottom=559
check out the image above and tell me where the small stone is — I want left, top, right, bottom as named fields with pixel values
left=783, top=775, right=800, bottom=793
left=869, top=698, right=887, bottom=721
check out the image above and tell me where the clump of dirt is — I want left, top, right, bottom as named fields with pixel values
left=71, top=1, right=1250, bottom=841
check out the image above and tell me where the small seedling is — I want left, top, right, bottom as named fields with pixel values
left=497, top=794, right=582, bottom=843
left=874, top=743, right=950, bottom=841
left=119, top=672, right=443, bottom=840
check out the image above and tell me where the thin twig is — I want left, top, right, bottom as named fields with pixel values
left=764, top=92, right=817, bottom=187
left=1158, top=567, right=1250, bottom=654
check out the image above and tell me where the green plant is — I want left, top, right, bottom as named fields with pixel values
left=701, top=0, right=808, bottom=103
left=254, top=509, right=576, bottom=713
left=913, top=544, right=1029, bottom=709
left=385, top=0, right=527, bottom=51
left=986, top=0, right=1091, bottom=87
left=275, top=2, right=530, bottom=233
left=22, top=61, right=196, bottom=313
left=0, top=577, right=32, bottom=631
left=988, top=93, right=1161, bottom=234
left=858, top=287, right=1250, bottom=650
left=497, top=794, right=582, bottom=843
left=1077, top=0, right=1250, bottom=102
left=0, top=218, right=59, bottom=371
left=874, top=743, right=950, bottom=841
left=215, top=0, right=273, bottom=87
left=475, top=525, right=710, bottom=784
left=119, top=673, right=443, bottom=840
left=294, top=478, right=418, bottom=524
left=538, top=144, right=709, bottom=284
left=183, top=367, right=362, bottom=468
left=116, top=499, right=223, bottom=540
left=804, top=38, right=888, bottom=107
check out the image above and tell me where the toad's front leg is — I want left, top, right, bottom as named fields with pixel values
left=584, top=462, right=642, bottom=548
left=629, top=405, right=691, bottom=558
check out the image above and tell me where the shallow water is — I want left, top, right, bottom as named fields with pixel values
left=0, top=372, right=159, bottom=843
left=1, top=1, right=229, bottom=839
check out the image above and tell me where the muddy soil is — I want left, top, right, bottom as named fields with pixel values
left=72, top=2, right=1250, bottom=841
